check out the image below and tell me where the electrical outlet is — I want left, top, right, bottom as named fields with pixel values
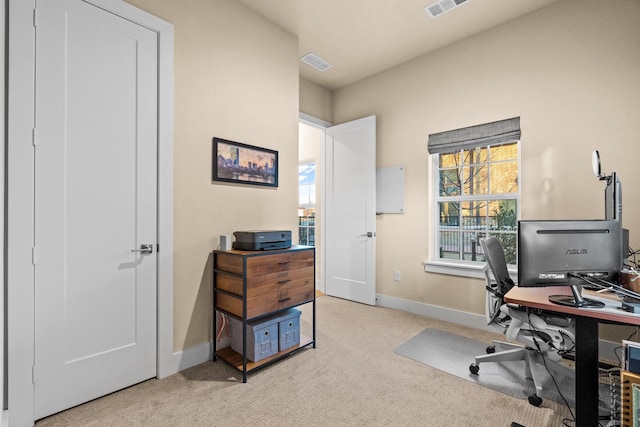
left=394, top=270, right=401, bottom=282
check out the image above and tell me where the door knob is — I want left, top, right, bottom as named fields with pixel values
left=131, top=244, right=153, bottom=254
left=360, top=232, right=375, bottom=238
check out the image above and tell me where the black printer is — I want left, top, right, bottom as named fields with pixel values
left=232, top=230, right=292, bottom=251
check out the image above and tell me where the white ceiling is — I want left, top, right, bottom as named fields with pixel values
left=238, top=0, right=559, bottom=90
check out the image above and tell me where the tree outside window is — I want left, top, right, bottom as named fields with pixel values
left=436, top=142, right=519, bottom=265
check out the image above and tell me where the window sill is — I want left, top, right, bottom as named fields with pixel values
left=423, top=260, right=517, bottom=280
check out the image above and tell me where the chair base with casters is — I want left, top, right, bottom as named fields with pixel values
left=469, top=340, right=546, bottom=407
left=470, top=236, right=576, bottom=407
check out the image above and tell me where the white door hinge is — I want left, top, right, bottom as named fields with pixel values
left=32, top=128, right=37, bottom=146
left=33, top=8, right=37, bottom=27
left=32, top=365, right=36, bottom=384
left=32, top=247, right=36, bottom=265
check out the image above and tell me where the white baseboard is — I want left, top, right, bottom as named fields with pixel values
left=376, top=293, right=621, bottom=363
left=161, top=341, right=212, bottom=378
left=376, top=293, right=495, bottom=333
left=599, top=339, right=621, bottom=364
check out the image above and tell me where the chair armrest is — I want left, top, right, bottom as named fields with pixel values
left=486, top=285, right=504, bottom=299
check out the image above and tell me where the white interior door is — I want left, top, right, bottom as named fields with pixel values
left=34, top=0, right=158, bottom=418
left=325, top=116, right=376, bottom=305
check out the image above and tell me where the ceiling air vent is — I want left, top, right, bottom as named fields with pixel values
left=300, top=52, right=332, bottom=72
left=425, top=0, right=472, bottom=18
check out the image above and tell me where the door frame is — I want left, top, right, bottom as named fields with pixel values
left=0, top=2, right=5, bottom=424
left=299, top=113, right=331, bottom=295
left=7, top=1, right=174, bottom=425
left=299, top=113, right=377, bottom=304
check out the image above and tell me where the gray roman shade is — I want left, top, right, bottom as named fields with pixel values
left=427, top=117, right=521, bottom=154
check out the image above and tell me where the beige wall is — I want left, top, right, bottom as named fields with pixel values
left=122, top=0, right=640, bottom=354
left=124, top=0, right=300, bottom=352
left=332, top=0, right=640, bottom=318
left=300, top=77, right=332, bottom=123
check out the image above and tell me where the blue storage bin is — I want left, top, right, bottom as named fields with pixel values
left=229, top=316, right=279, bottom=362
left=278, top=308, right=301, bottom=351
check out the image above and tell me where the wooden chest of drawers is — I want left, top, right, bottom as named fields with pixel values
left=212, top=245, right=316, bottom=382
left=215, top=248, right=314, bottom=319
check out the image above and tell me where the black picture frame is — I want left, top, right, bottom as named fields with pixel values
left=212, top=137, right=278, bottom=187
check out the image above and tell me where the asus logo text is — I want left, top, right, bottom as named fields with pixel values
left=565, top=248, right=588, bottom=255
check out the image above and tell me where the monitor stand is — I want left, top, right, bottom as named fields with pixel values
left=549, top=284, right=605, bottom=308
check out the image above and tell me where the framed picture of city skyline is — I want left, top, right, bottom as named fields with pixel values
left=212, top=137, right=278, bottom=187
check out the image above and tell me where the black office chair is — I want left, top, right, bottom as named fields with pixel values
left=469, top=236, right=576, bottom=407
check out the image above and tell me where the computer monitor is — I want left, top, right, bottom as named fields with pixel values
left=518, top=219, right=622, bottom=308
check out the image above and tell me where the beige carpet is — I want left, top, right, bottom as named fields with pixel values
left=36, top=296, right=573, bottom=426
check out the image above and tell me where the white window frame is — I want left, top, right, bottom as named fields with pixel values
left=425, top=141, right=521, bottom=278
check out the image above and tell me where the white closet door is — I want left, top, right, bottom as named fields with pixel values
left=34, top=0, right=158, bottom=418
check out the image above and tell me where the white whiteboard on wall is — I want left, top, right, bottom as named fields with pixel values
left=376, top=166, right=405, bottom=214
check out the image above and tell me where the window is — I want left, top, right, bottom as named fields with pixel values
left=427, top=117, right=521, bottom=273
left=298, top=161, right=316, bottom=246
left=436, top=143, right=519, bottom=265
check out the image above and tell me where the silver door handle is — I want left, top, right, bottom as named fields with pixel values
left=131, top=244, right=153, bottom=254
left=360, top=232, right=375, bottom=237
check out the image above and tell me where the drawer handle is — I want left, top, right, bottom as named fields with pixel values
left=278, top=261, right=291, bottom=265
left=278, top=297, right=292, bottom=303
left=278, top=279, right=291, bottom=285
